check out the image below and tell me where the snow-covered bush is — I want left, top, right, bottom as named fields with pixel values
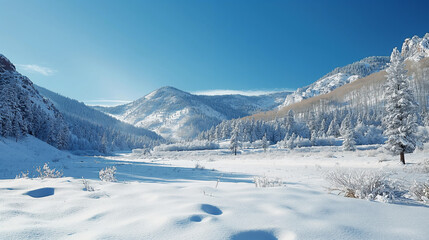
left=82, top=177, right=95, bottom=191
left=410, top=180, right=429, bottom=203
left=99, top=166, right=117, bottom=182
left=153, top=140, right=220, bottom=152
left=354, top=124, right=385, bottom=145
left=36, top=163, right=63, bottom=178
left=15, top=170, right=29, bottom=179
left=253, top=176, right=284, bottom=188
left=250, top=140, right=263, bottom=149
left=326, top=169, right=396, bottom=202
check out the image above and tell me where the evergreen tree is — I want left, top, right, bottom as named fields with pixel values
left=383, top=48, right=419, bottom=164
left=12, top=111, right=23, bottom=142
left=261, top=133, right=269, bottom=152
left=342, top=127, right=356, bottom=151
left=284, top=110, right=296, bottom=135
left=340, top=113, right=352, bottom=136
left=286, top=133, right=296, bottom=149
left=229, top=126, right=240, bottom=155
left=319, top=118, right=327, bottom=137
left=327, top=118, right=340, bottom=137
left=310, top=129, right=317, bottom=146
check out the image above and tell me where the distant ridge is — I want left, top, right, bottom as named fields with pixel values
left=95, top=86, right=291, bottom=140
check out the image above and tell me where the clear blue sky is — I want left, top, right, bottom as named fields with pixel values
left=1, top=0, right=428, bottom=105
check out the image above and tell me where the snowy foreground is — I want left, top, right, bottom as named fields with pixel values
left=1, top=137, right=429, bottom=240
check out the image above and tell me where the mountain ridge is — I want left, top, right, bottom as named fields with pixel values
left=35, top=85, right=164, bottom=153
left=249, top=33, right=429, bottom=121
left=95, top=87, right=291, bottom=140
left=281, top=56, right=390, bottom=107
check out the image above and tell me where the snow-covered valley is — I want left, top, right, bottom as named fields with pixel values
left=1, top=136, right=429, bottom=240
left=2, top=12, right=429, bottom=240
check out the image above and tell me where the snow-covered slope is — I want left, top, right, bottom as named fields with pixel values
left=282, top=56, right=390, bottom=107
left=0, top=54, right=69, bottom=149
left=35, top=85, right=164, bottom=153
left=0, top=136, right=70, bottom=179
left=95, top=87, right=290, bottom=140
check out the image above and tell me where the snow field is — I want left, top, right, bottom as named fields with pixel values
left=1, top=137, right=429, bottom=239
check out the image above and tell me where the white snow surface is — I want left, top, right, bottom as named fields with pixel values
left=1, top=137, right=429, bottom=239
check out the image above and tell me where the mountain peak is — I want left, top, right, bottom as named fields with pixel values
left=143, top=86, right=189, bottom=101
left=0, top=54, right=16, bottom=73
left=156, top=86, right=186, bottom=94
left=401, top=33, right=429, bottom=61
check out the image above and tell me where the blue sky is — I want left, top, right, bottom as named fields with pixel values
left=1, top=0, right=428, bottom=105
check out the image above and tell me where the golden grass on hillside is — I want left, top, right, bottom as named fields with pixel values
left=247, top=57, right=429, bottom=121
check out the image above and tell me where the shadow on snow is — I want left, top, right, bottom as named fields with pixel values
left=63, top=156, right=253, bottom=184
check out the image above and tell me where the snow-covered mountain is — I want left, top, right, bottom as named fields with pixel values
left=0, top=54, right=69, bottom=149
left=248, top=33, right=429, bottom=123
left=1, top=53, right=162, bottom=154
left=95, top=87, right=291, bottom=140
left=281, top=33, right=429, bottom=108
left=35, top=85, right=164, bottom=154
left=282, top=56, right=390, bottom=107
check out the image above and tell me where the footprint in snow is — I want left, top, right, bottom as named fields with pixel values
left=201, top=204, right=222, bottom=215
left=24, top=187, right=55, bottom=198
left=189, top=215, right=203, bottom=222
left=230, top=230, right=277, bottom=240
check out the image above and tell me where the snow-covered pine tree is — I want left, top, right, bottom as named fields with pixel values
left=229, top=125, right=240, bottom=155
left=286, top=132, right=296, bottom=149
left=342, top=127, right=356, bottom=151
left=327, top=118, right=340, bottom=137
left=319, top=118, right=327, bottom=137
left=262, top=133, right=269, bottom=152
left=272, top=122, right=282, bottom=143
left=284, top=109, right=296, bottom=136
left=282, top=132, right=289, bottom=148
left=310, top=129, right=317, bottom=146
left=383, top=48, right=419, bottom=164
left=340, top=113, right=351, bottom=136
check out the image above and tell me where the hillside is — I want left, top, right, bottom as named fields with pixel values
left=0, top=54, right=69, bottom=149
left=281, top=56, right=390, bottom=107
left=251, top=34, right=429, bottom=121
left=35, top=85, right=164, bottom=153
